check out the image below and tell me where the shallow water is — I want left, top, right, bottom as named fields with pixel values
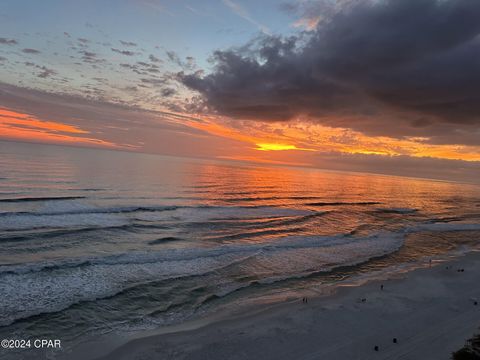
left=1, top=140, right=480, bottom=359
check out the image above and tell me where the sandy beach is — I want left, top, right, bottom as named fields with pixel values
left=75, top=251, right=480, bottom=360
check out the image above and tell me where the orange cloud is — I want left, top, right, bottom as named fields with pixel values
left=4, top=102, right=477, bottom=165
left=179, top=113, right=480, bottom=162
left=0, top=107, right=116, bottom=147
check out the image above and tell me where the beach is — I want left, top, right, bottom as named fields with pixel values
left=90, top=251, right=480, bottom=360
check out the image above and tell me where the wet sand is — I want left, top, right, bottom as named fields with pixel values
left=85, top=251, right=480, bottom=360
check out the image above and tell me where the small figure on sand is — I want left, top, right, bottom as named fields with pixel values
left=302, top=297, right=308, bottom=304
left=374, top=345, right=379, bottom=351
left=380, top=284, right=384, bottom=290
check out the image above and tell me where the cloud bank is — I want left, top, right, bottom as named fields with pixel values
left=180, top=0, right=480, bottom=146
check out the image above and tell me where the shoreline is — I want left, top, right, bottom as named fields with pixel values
left=61, top=249, right=480, bottom=360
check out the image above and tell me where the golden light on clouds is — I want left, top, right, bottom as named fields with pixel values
left=255, top=143, right=299, bottom=151
left=0, top=107, right=116, bottom=147
left=182, top=114, right=480, bottom=162
left=2, top=104, right=480, bottom=164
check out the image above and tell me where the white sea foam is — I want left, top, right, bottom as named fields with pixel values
left=0, top=231, right=404, bottom=326
left=0, top=201, right=129, bottom=230
left=4, top=219, right=478, bottom=326
left=133, top=205, right=311, bottom=222
left=0, top=201, right=311, bottom=231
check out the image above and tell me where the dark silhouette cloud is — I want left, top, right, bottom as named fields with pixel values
left=166, top=50, right=182, bottom=65
left=180, top=0, right=480, bottom=145
left=119, top=61, right=161, bottom=75
left=161, top=88, right=176, bottom=97
left=166, top=51, right=196, bottom=70
left=80, top=50, right=103, bottom=64
left=23, top=61, right=57, bottom=78
left=22, top=48, right=41, bottom=54
left=120, top=40, right=137, bottom=47
left=149, top=54, right=162, bottom=63
left=120, top=63, right=140, bottom=73
left=111, top=48, right=136, bottom=56
left=0, top=37, right=17, bottom=45
left=37, top=66, right=56, bottom=78
left=140, top=76, right=169, bottom=85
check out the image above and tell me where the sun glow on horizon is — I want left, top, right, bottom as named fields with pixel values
left=255, top=143, right=299, bottom=151
left=182, top=115, right=480, bottom=162
left=2, top=105, right=480, bottom=164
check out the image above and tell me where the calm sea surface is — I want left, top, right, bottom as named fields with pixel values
left=1, top=140, right=480, bottom=358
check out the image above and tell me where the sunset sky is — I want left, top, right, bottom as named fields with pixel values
left=1, top=0, right=480, bottom=182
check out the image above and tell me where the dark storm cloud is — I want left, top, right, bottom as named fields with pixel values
left=0, top=37, right=17, bottom=45
left=279, top=0, right=356, bottom=29
left=180, top=0, right=480, bottom=145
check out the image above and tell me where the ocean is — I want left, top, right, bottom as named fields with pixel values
left=1, top=140, right=480, bottom=359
